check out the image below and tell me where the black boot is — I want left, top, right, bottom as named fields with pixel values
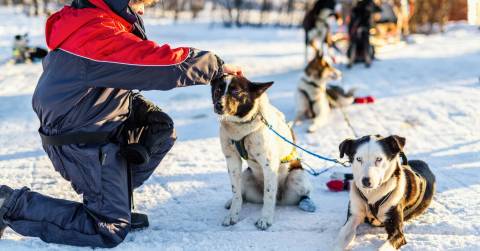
left=130, top=212, right=149, bottom=231
left=0, top=185, right=14, bottom=238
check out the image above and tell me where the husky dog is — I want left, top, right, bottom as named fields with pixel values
left=335, top=135, right=436, bottom=251
left=212, top=75, right=315, bottom=230
left=302, top=0, right=339, bottom=60
left=295, top=54, right=348, bottom=132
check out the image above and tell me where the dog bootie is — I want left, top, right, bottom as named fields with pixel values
left=327, top=179, right=350, bottom=192
left=354, top=96, right=375, bottom=104
left=298, top=196, right=316, bottom=212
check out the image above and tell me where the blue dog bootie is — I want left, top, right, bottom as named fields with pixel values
left=298, top=196, right=316, bottom=212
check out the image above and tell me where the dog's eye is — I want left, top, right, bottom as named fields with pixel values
left=376, top=157, right=383, bottom=162
left=231, top=89, right=241, bottom=97
left=356, top=157, right=362, bottom=163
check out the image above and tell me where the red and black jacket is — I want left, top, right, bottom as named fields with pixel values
left=33, top=0, right=223, bottom=135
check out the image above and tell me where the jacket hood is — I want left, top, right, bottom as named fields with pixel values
left=45, top=0, right=133, bottom=50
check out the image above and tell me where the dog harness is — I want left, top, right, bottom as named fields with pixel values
left=231, top=137, right=299, bottom=164
left=301, top=77, right=321, bottom=88
left=355, top=185, right=394, bottom=223
left=298, top=89, right=317, bottom=118
left=299, top=77, right=320, bottom=118
left=230, top=113, right=299, bottom=164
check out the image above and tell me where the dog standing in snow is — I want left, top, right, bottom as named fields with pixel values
left=295, top=54, right=352, bottom=132
left=335, top=135, right=436, bottom=250
left=212, top=75, right=315, bottom=230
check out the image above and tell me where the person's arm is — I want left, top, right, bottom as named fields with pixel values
left=84, top=46, right=224, bottom=91
left=60, top=20, right=225, bottom=90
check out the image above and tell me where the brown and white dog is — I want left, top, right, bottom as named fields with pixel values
left=335, top=135, right=436, bottom=251
left=212, top=75, right=315, bottom=230
left=295, top=54, right=348, bottom=132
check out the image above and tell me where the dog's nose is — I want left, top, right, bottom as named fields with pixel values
left=362, top=177, right=371, bottom=188
left=214, top=102, right=224, bottom=112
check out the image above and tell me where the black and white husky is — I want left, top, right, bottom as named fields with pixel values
left=212, top=75, right=315, bottom=230
left=335, top=135, right=436, bottom=251
left=295, top=54, right=354, bottom=132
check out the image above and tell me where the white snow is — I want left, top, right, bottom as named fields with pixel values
left=0, top=7, right=479, bottom=251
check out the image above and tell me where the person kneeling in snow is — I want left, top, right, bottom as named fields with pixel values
left=0, top=0, right=242, bottom=248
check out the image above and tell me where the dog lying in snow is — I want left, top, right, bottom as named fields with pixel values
left=335, top=135, right=436, bottom=251
left=212, top=75, right=315, bottom=230
left=295, top=54, right=355, bottom=132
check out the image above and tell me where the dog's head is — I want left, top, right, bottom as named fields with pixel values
left=305, top=54, right=342, bottom=82
left=211, top=75, right=273, bottom=119
left=13, top=34, right=28, bottom=47
left=339, top=135, right=406, bottom=191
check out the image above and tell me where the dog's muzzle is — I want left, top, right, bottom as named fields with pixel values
left=362, top=177, right=372, bottom=188
left=214, top=101, right=224, bottom=115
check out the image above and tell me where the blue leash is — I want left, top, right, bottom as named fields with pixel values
left=259, top=115, right=350, bottom=176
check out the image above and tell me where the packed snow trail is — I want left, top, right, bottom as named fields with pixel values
left=0, top=8, right=479, bottom=250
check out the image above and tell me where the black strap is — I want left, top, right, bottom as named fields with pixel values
left=39, top=129, right=111, bottom=146
left=355, top=186, right=394, bottom=222
left=232, top=137, right=249, bottom=160
left=298, top=89, right=317, bottom=118
left=301, top=77, right=321, bottom=88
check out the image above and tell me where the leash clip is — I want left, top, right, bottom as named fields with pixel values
left=336, top=159, right=351, bottom=168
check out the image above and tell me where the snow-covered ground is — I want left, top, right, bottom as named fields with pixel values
left=0, top=7, right=479, bottom=251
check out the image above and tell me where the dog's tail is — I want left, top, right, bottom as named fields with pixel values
left=327, top=85, right=356, bottom=107
left=345, top=87, right=357, bottom=98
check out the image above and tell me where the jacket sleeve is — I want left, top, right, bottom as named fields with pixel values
left=84, top=48, right=224, bottom=91
left=71, top=22, right=224, bottom=91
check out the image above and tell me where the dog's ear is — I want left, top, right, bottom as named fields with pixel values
left=250, top=81, right=274, bottom=97
left=339, top=139, right=355, bottom=159
left=382, top=135, right=406, bottom=156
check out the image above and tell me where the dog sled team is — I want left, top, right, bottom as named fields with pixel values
left=0, top=0, right=436, bottom=250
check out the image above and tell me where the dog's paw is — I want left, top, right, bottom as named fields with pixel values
left=307, top=125, right=317, bottom=133
left=378, top=241, right=396, bottom=251
left=255, top=216, right=273, bottom=230
left=222, top=214, right=239, bottom=226
left=224, top=199, right=232, bottom=209
left=298, top=197, right=316, bottom=212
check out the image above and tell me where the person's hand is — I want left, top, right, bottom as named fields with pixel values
left=223, top=64, right=244, bottom=77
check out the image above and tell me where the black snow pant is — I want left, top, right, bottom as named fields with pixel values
left=1, top=94, right=175, bottom=248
